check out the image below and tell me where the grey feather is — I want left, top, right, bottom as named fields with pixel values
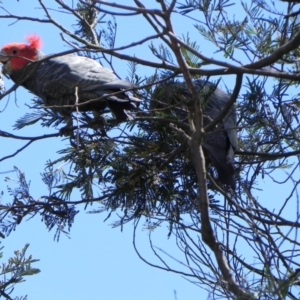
left=154, top=79, right=237, bottom=189
left=8, top=54, right=140, bottom=131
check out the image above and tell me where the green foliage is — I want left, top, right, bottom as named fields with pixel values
left=3, top=0, right=300, bottom=299
left=149, top=42, right=174, bottom=64
left=2, top=167, right=78, bottom=240
left=181, top=34, right=204, bottom=68
left=14, top=98, right=65, bottom=130
left=0, top=243, right=40, bottom=300
left=75, top=0, right=101, bottom=43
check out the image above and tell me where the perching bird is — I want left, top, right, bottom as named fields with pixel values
left=153, top=80, right=237, bottom=189
left=0, top=35, right=140, bottom=135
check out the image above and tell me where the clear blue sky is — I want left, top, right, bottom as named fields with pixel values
left=0, top=1, right=292, bottom=299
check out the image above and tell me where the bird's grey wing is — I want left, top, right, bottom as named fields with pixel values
left=193, top=80, right=237, bottom=151
left=209, top=88, right=238, bottom=151
left=44, top=55, right=117, bottom=91
left=40, top=56, right=137, bottom=101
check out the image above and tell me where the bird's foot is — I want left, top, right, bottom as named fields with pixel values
left=59, top=115, right=74, bottom=137
left=89, top=115, right=107, bottom=136
left=89, top=115, right=107, bottom=128
left=88, top=112, right=107, bottom=134
left=59, top=125, right=74, bottom=137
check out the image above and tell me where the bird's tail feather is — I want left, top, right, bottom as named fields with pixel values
left=106, top=97, right=137, bottom=120
left=203, top=143, right=236, bottom=189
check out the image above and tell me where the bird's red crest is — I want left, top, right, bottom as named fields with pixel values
left=0, top=34, right=43, bottom=71
left=25, top=34, right=42, bottom=50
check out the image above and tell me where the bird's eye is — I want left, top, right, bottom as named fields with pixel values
left=12, top=49, right=17, bottom=55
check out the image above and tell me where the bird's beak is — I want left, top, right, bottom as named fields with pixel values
left=0, top=51, right=9, bottom=64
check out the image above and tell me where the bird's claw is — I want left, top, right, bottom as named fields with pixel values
left=89, top=115, right=107, bottom=136
left=59, top=126, right=74, bottom=137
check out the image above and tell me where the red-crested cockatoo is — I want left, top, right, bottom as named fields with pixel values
left=0, top=35, right=140, bottom=135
